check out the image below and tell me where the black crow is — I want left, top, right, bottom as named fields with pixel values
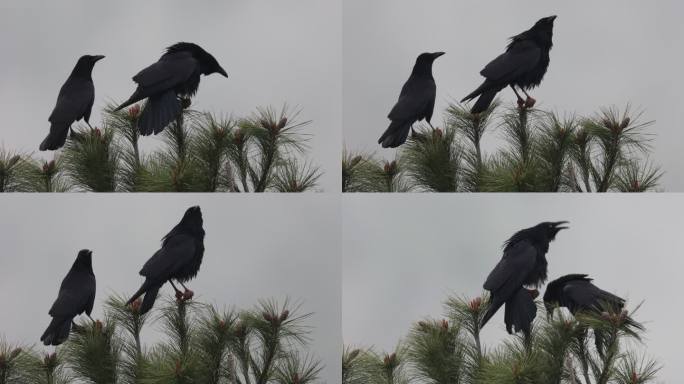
left=40, top=250, right=96, bottom=346
left=543, top=274, right=625, bottom=317
left=504, top=288, right=538, bottom=336
left=126, top=206, right=205, bottom=314
left=481, top=221, right=568, bottom=329
left=461, top=15, right=556, bottom=114
left=40, top=55, right=104, bottom=151
left=114, top=42, right=227, bottom=135
left=378, top=52, right=444, bottom=148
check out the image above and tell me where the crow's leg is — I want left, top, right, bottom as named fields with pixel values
left=427, top=122, right=436, bottom=131
left=169, top=280, right=184, bottom=300
left=178, top=281, right=194, bottom=300
left=87, top=315, right=95, bottom=323
left=510, top=85, right=525, bottom=107
left=86, top=121, right=94, bottom=130
left=520, top=88, right=536, bottom=108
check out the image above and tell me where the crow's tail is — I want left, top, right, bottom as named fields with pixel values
left=378, top=119, right=412, bottom=148
left=504, top=289, right=538, bottom=335
left=137, top=91, right=181, bottom=136
left=39, top=122, right=70, bottom=151
left=481, top=299, right=504, bottom=329
left=461, top=80, right=502, bottom=114
left=127, top=280, right=162, bottom=315
left=469, top=90, right=498, bottom=114
left=40, top=316, right=72, bottom=346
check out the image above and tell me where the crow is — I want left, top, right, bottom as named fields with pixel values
left=481, top=221, right=568, bottom=329
left=504, top=288, right=538, bottom=336
left=461, top=15, right=557, bottom=114
left=126, top=206, right=205, bottom=314
left=378, top=52, right=444, bottom=148
left=544, top=274, right=635, bottom=357
left=40, top=55, right=105, bottom=151
left=543, top=274, right=625, bottom=317
left=40, top=250, right=96, bottom=346
left=114, top=42, right=227, bottom=136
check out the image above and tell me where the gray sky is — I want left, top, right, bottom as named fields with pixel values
left=0, top=194, right=341, bottom=384
left=0, top=0, right=341, bottom=192
left=343, top=194, right=682, bottom=383
left=343, top=0, right=684, bottom=191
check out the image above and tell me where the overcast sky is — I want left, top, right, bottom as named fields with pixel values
left=0, top=0, right=341, bottom=191
left=0, top=194, right=341, bottom=383
left=343, top=0, right=684, bottom=191
left=343, top=194, right=682, bottom=383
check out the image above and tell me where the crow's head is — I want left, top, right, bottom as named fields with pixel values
left=416, top=51, right=445, bottom=65
left=412, top=52, right=444, bottom=76
left=536, top=221, right=568, bottom=241
left=75, top=249, right=93, bottom=269
left=529, top=15, right=556, bottom=45
left=168, top=42, right=228, bottom=78
left=181, top=205, right=203, bottom=227
left=73, top=55, right=105, bottom=76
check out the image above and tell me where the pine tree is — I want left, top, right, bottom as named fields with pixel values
left=343, top=102, right=662, bottom=192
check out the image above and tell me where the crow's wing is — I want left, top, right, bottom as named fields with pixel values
left=480, top=40, right=541, bottom=83
left=388, top=77, right=436, bottom=121
left=49, top=271, right=94, bottom=317
left=48, top=79, right=95, bottom=124
left=484, top=240, right=537, bottom=293
left=140, top=234, right=196, bottom=280
left=132, top=51, right=198, bottom=94
left=564, top=281, right=624, bottom=312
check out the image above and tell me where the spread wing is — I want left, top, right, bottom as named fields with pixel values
left=48, top=79, right=94, bottom=124
left=132, top=51, right=198, bottom=94
left=388, top=77, right=436, bottom=121
left=480, top=40, right=541, bottom=82
left=564, top=281, right=624, bottom=312
left=140, top=234, right=196, bottom=281
left=484, top=240, right=537, bottom=294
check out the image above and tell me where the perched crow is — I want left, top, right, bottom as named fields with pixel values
left=543, top=274, right=625, bottom=316
left=378, top=52, right=444, bottom=148
left=114, top=42, right=227, bottom=135
left=481, top=221, right=568, bottom=329
left=127, top=206, right=205, bottom=314
left=40, top=55, right=105, bottom=151
left=504, top=288, right=538, bottom=336
left=40, top=250, right=96, bottom=346
left=461, top=15, right=557, bottom=114
left=544, top=274, right=634, bottom=358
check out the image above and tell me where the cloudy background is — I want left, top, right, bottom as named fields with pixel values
left=0, top=194, right=341, bottom=383
left=343, top=0, right=684, bottom=191
left=343, top=194, right=682, bottom=383
left=0, top=0, right=341, bottom=191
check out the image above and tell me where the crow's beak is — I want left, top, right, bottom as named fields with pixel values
left=548, top=15, right=557, bottom=22
left=93, top=55, right=105, bottom=62
left=552, top=220, right=569, bottom=231
left=217, top=66, right=228, bottom=78
left=432, top=52, right=445, bottom=59
left=88, top=250, right=93, bottom=256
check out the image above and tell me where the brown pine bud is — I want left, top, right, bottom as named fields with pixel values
left=434, top=128, right=443, bottom=138
left=620, top=117, right=630, bottom=129
left=95, top=320, right=103, bottom=331
left=277, top=117, right=288, bottom=130
left=441, top=319, right=449, bottom=330
left=131, top=298, right=142, bottom=313
left=293, top=373, right=300, bottom=384
left=469, top=297, right=483, bottom=312
left=175, top=359, right=182, bottom=375
left=10, top=348, right=21, bottom=359
left=350, top=156, right=362, bottom=167
left=128, top=104, right=141, bottom=119
left=279, top=310, right=290, bottom=322
left=8, top=155, right=20, bottom=167
left=263, top=311, right=273, bottom=322
left=348, top=349, right=360, bottom=360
